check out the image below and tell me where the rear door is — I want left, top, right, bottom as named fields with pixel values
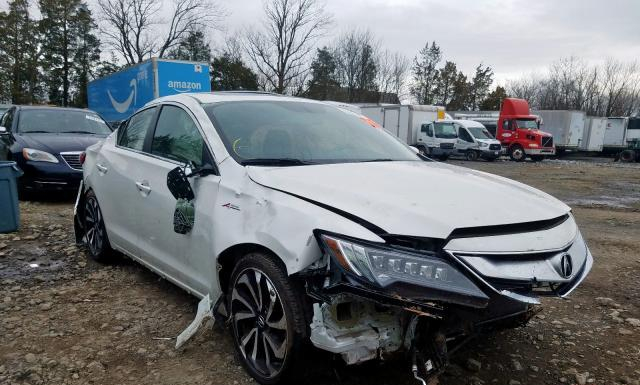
left=91, top=106, right=158, bottom=255
left=133, top=103, right=221, bottom=296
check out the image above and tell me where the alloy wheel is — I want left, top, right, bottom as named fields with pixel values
left=231, top=268, right=288, bottom=379
left=84, top=196, right=104, bottom=256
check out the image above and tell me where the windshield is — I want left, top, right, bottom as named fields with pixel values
left=203, top=101, right=419, bottom=165
left=515, top=119, right=538, bottom=130
left=17, top=109, right=111, bottom=135
left=467, top=126, right=494, bottom=139
left=434, top=122, right=457, bottom=139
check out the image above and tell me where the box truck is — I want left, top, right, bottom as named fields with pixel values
left=580, top=117, right=607, bottom=152
left=88, top=58, right=211, bottom=124
left=358, top=104, right=457, bottom=160
left=534, top=110, right=585, bottom=151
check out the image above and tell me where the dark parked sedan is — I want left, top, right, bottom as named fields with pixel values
left=0, top=106, right=112, bottom=193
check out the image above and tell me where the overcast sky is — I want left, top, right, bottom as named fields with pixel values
left=2, top=0, right=638, bottom=85
left=214, top=0, right=640, bottom=84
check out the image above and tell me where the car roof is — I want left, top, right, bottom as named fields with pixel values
left=151, top=91, right=325, bottom=106
left=451, top=119, right=487, bottom=128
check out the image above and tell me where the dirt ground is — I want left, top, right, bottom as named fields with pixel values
left=1, top=158, right=639, bottom=385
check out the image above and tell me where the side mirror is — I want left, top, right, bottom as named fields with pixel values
left=0, top=126, right=7, bottom=134
left=409, top=146, right=420, bottom=154
left=167, top=166, right=195, bottom=201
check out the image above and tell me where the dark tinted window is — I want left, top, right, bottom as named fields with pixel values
left=17, top=109, right=111, bottom=135
left=119, top=107, right=156, bottom=151
left=151, top=105, right=204, bottom=166
left=1, top=108, right=15, bottom=130
left=459, top=127, right=473, bottom=142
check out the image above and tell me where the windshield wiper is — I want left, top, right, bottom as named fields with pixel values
left=21, top=130, right=50, bottom=134
left=241, top=158, right=312, bottom=166
left=61, top=130, right=98, bottom=134
left=357, top=158, right=394, bottom=163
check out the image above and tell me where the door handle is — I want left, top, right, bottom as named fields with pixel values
left=135, top=181, right=152, bottom=194
left=96, top=164, right=108, bottom=173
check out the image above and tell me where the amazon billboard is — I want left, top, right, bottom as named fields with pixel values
left=88, top=58, right=211, bottom=123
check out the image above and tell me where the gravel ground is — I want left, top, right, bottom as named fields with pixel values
left=1, top=159, right=639, bottom=385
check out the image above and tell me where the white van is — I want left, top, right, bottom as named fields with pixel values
left=453, top=119, right=502, bottom=161
left=416, top=120, right=458, bottom=160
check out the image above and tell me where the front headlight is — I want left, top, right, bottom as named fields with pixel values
left=22, top=148, right=59, bottom=163
left=318, top=233, right=484, bottom=297
left=479, top=141, right=489, bottom=147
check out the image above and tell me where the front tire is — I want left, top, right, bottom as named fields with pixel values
left=465, top=150, right=479, bottom=161
left=83, top=190, right=113, bottom=262
left=228, top=253, right=308, bottom=384
left=509, top=145, right=526, bottom=162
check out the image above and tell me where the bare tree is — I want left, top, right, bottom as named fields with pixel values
left=333, top=29, right=379, bottom=102
left=376, top=50, right=408, bottom=102
left=97, top=0, right=224, bottom=65
left=244, top=0, right=332, bottom=94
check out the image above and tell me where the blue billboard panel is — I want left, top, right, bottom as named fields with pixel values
left=156, top=61, right=211, bottom=96
left=88, top=61, right=155, bottom=122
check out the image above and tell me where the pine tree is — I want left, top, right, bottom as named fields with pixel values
left=39, top=0, right=100, bottom=107
left=468, top=64, right=494, bottom=110
left=0, top=0, right=41, bottom=104
left=306, top=47, right=339, bottom=100
left=167, top=28, right=212, bottom=63
left=411, top=41, right=441, bottom=105
left=72, top=4, right=101, bottom=107
left=480, top=86, right=508, bottom=110
left=211, top=54, right=259, bottom=91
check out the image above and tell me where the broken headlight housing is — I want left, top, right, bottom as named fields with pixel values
left=317, top=233, right=484, bottom=298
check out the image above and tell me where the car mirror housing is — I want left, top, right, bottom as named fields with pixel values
left=0, top=126, right=7, bottom=134
left=167, top=166, right=195, bottom=201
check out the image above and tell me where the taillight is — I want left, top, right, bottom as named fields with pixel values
left=79, top=152, right=86, bottom=165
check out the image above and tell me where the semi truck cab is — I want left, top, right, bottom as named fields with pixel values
left=416, top=120, right=458, bottom=160
left=498, top=98, right=555, bottom=161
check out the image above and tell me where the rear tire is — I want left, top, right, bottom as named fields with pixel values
left=509, top=145, right=526, bottom=162
left=465, top=150, right=479, bottom=161
left=620, top=149, right=636, bottom=163
left=228, top=253, right=308, bottom=384
left=83, top=190, right=113, bottom=262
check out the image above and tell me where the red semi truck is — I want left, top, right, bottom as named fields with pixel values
left=497, top=98, right=555, bottom=161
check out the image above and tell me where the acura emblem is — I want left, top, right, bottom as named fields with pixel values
left=560, top=253, right=573, bottom=278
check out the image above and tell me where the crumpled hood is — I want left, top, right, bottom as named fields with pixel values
left=16, top=133, right=107, bottom=154
left=248, top=161, right=570, bottom=239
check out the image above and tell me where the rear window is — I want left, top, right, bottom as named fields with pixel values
left=17, top=109, right=111, bottom=135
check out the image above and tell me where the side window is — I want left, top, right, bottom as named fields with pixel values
left=460, top=128, right=473, bottom=142
left=502, top=120, right=512, bottom=131
left=151, top=105, right=205, bottom=166
left=427, top=124, right=434, bottom=137
left=119, top=107, right=156, bottom=151
left=420, top=123, right=428, bottom=133
left=1, top=108, right=15, bottom=130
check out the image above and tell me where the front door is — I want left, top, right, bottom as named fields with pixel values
left=457, top=126, right=475, bottom=152
left=134, top=103, right=221, bottom=297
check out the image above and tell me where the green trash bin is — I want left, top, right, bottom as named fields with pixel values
left=0, top=161, right=23, bottom=233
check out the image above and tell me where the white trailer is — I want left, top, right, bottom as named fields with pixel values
left=534, top=110, right=585, bottom=150
left=580, top=117, right=607, bottom=152
left=358, top=104, right=446, bottom=145
left=603, top=117, right=628, bottom=149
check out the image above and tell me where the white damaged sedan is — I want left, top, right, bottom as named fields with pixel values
left=74, top=92, right=592, bottom=384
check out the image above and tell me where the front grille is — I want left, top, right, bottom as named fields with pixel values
left=440, top=142, right=454, bottom=149
left=489, top=144, right=501, bottom=150
left=541, top=136, right=553, bottom=148
left=60, top=152, right=83, bottom=171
